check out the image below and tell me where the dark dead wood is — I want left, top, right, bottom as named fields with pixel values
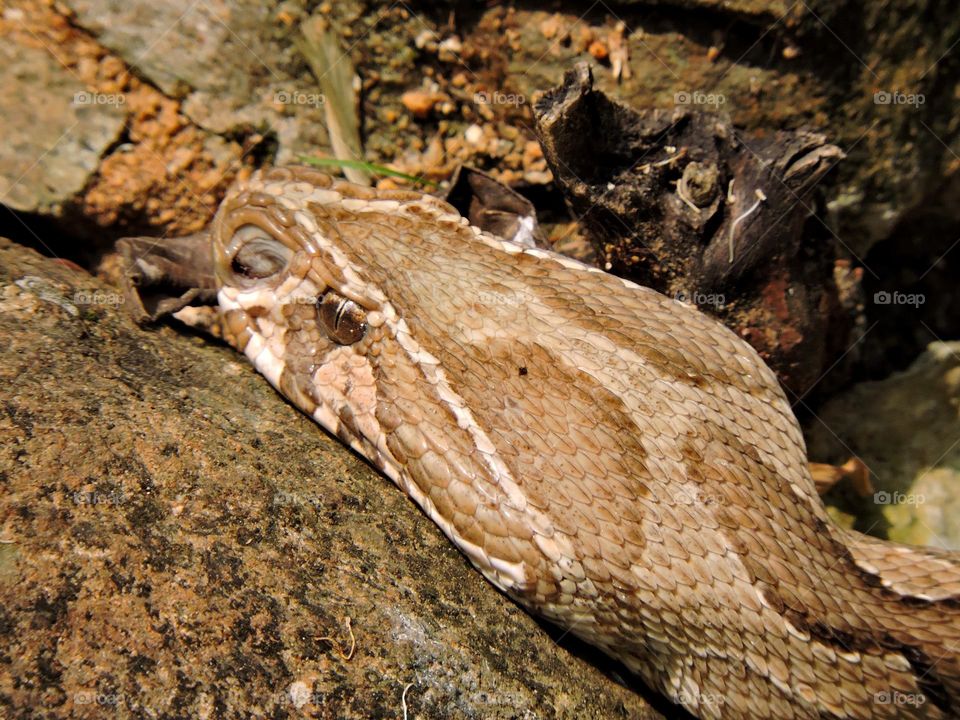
left=533, top=63, right=861, bottom=397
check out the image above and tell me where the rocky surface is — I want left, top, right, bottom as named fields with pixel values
left=65, top=0, right=333, bottom=163
left=808, top=342, right=960, bottom=549
left=0, top=2, right=245, bottom=245
left=0, top=238, right=665, bottom=719
left=0, top=38, right=124, bottom=214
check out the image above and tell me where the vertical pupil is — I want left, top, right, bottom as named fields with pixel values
left=317, top=292, right=366, bottom=345
left=333, top=300, right=346, bottom=328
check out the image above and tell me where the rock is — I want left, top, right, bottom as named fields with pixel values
left=0, top=40, right=124, bottom=214
left=64, top=0, right=231, bottom=98
left=461, top=1, right=959, bottom=376
left=807, top=342, right=960, bottom=549
left=64, top=0, right=332, bottom=164
left=400, top=88, right=448, bottom=119
left=0, top=238, right=663, bottom=719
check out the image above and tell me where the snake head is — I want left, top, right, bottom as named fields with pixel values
left=211, top=168, right=374, bottom=443
left=209, top=164, right=589, bottom=598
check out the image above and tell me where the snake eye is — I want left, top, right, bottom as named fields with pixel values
left=229, top=225, right=292, bottom=280
left=317, top=292, right=367, bottom=345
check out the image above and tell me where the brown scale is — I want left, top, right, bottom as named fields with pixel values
left=192, top=167, right=960, bottom=720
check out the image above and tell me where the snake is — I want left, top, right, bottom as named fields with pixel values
left=156, top=165, right=960, bottom=719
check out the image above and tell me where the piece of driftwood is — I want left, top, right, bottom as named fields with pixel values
left=534, top=63, right=860, bottom=397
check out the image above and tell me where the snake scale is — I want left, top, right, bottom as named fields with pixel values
left=156, top=165, right=960, bottom=719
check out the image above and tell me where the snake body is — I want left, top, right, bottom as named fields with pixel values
left=199, top=166, right=960, bottom=719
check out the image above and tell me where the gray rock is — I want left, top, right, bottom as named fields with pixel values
left=807, top=342, right=960, bottom=549
left=0, top=40, right=125, bottom=213
left=65, top=0, right=331, bottom=163
left=65, top=0, right=238, bottom=98
left=0, top=237, right=663, bottom=719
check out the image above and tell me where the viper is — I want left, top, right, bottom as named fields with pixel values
left=120, top=165, right=960, bottom=719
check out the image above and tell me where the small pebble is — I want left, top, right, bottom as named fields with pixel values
left=588, top=40, right=609, bottom=61
left=465, top=124, right=484, bottom=145
left=401, top=89, right=444, bottom=118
